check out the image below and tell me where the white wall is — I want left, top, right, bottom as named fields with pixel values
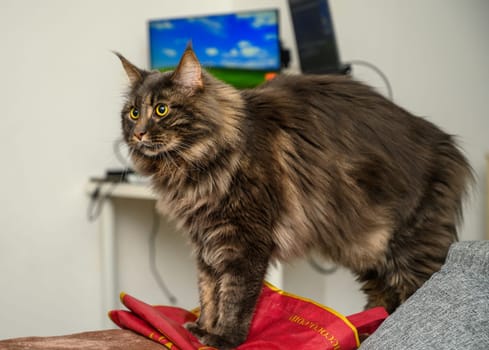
left=1, top=0, right=488, bottom=339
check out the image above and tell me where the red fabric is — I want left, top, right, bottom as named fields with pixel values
left=109, top=283, right=387, bottom=350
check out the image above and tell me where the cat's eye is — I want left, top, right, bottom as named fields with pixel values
left=129, top=107, right=140, bottom=120
left=155, top=103, right=170, bottom=117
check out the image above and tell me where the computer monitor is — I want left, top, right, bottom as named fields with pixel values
left=288, top=0, right=348, bottom=74
left=149, top=9, right=281, bottom=88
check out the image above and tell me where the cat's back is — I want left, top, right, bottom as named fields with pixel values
left=241, top=73, right=440, bottom=158
left=246, top=73, right=410, bottom=125
left=243, top=73, right=404, bottom=129
left=248, top=73, right=380, bottom=103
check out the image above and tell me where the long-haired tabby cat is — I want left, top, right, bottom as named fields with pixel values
left=115, top=45, right=472, bottom=349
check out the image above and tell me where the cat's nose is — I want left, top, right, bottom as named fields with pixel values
left=134, top=130, right=147, bottom=141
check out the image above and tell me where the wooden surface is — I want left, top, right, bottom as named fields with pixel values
left=0, top=329, right=163, bottom=350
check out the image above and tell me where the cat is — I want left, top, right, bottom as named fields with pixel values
left=115, top=45, right=472, bottom=349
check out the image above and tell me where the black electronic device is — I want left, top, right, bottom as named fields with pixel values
left=288, top=0, right=349, bottom=74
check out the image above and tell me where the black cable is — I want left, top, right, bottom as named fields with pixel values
left=87, top=181, right=119, bottom=222
left=348, top=60, right=394, bottom=100
left=87, top=139, right=133, bottom=222
left=86, top=164, right=134, bottom=222
left=308, top=255, right=338, bottom=275
left=113, top=138, right=133, bottom=169
left=87, top=184, right=103, bottom=222
left=149, top=207, right=178, bottom=305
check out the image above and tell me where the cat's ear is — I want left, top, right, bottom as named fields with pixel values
left=114, top=52, right=145, bottom=85
left=172, top=44, right=203, bottom=92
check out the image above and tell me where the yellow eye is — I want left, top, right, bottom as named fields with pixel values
left=129, top=107, right=140, bottom=120
left=155, top=103, right=170, bottom=117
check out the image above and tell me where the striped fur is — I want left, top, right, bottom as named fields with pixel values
left=116, top=47, right=472, bottom=349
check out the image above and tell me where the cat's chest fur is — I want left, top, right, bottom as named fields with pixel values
left=144, top=140, right=301, bottom=257
left=150, top=148, right=244, bottom=234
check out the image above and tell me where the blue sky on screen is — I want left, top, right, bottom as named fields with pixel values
left=149, top=10, right=280, bottom=70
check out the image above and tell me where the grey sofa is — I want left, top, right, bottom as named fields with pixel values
left=360, top=240, right=489, bottom=350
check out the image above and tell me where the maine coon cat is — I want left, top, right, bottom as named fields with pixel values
left=116, top=46, right=472, bottom=349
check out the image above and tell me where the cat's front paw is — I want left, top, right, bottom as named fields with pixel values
left=184, top=321, right=207, bottom=339
left=184, top=322, right=244, bottom=350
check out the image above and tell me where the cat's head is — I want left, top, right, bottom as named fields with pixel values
left=116, top=45, right=243, bottom=172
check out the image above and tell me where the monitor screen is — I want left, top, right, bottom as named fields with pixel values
left=149, top=9, right=281, bottom=88
left=288, top=0, right=342, bottom=74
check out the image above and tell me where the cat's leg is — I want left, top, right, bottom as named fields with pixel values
left=359, top=201, right=459, bottom=313
left=357, top=149, right=468, bottom=313
left=202, top=258, right=269, bottom=349
left=184, top=257, right=219, bottom=337
left=358, top=268, right=405, bottom=313
left=187, top=238, right=271, bottom=349
left=211, top=258, right=269, bottom=347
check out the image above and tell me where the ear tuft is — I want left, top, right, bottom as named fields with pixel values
left=171, top=45, right=203, bottom=92
left=113, top=51, right=145, bottom=85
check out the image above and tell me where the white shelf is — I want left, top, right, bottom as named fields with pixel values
left=86, top=180, right=156, bottom=200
